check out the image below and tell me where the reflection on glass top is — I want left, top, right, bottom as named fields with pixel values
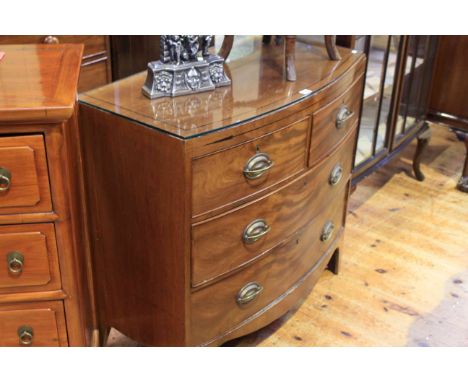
left=79, top=36, right=362, bottom=139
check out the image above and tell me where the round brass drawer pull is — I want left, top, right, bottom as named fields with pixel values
left=237, top=282, right=263, bottom=306
left=329, top=164, right=343, bottom=186
left=0, top=167, right=12, bottom=192
left=321, top=221, right=335, bottom=242
left=43, top=35, right=60, bottom=44
left=18, top=326, right=34, bottom=346
left=243, top=152, right=274, bottom=180
left=7, top=251, right=24, bottom=275
left=336, top=104, right=354, bottom=129
left=243, top=219, right=271, bottom=244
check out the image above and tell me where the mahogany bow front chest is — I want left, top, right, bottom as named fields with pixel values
left=79, top=40, right=365, bottom=346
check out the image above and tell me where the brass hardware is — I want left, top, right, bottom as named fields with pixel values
left=7, top=251, right=24, bottom=275
left=0, top=167, right=12, bottom=192
left=243, top=219, right=271, bottom=244
left=18, top=326, right=34, bottom=346
left=237, top=282, right=263, bottom=306
left=321, top=221, right=335, bottom=242
left=329, top=164, right=343, bottom=186
left=336, top=105, right=354, bottom=129
left=243, top=152, right=274, bottom=180
left=43, top=35, right=60, bottom=44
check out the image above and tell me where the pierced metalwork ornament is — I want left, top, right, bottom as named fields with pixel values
left=142, top=35, right=231, bottom=99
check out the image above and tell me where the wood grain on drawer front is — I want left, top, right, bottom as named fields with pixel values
left=192, top=117, right=310, bottom=217
left=190, top=191, right=347, bottom=345
left=309, top=75, right=363, bottom=166
left=191, top=126, right=356, bottom=287
left=0, top=301, right=68, bottom=346
left=0, top=135, right=51, bottom=214
left=0, top=224, right=60, bottom=293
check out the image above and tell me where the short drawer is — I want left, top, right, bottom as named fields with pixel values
left=78, top=60, right=110, bottom=93
left=191, top=127, right=356, bottom=287
left=0, top=301, right=67, bottom=346
left=0, top=135, right=52, bottom=214
left=0, top=224, right=61, bottom=293
left=190, top=195, right=346, bottom=345
left=192, top=117, right=310, bottom=217
left=309, top=76, right=363, bottom=166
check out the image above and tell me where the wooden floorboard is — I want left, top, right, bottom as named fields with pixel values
left=108, top=123, right=468, bottom=347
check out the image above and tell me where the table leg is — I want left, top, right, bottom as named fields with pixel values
left=285, top=35, right=296, bottom=82
left=218, top=35, right=234, bottom=60
left=325, top=35, right=341, bottom=60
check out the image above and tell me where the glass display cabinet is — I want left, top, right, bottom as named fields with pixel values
left=343, top=35, right=438, bottom=184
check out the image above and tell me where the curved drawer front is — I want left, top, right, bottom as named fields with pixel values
left=0, top=301, right=67, bottom=346
left=190, top=194, right=347, bottom=345
left=0, top=135, right=52, bottom=214
left=192, top=117, right=310, bottom=217
left=309, top=76, right=363, bottom=166
left=0, top=224, right=61, bottom=293
left=191, top=128, right=356, bottom=287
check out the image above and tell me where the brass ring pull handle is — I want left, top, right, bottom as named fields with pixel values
left=18, top=326, right=34, bottom=346
left=7, top=251, right=24, bottom=275
left=336, top=105, right=354, bottom=129
left=329, top=164, right=343, bottom=186
left=0, top=167, right=12, bottom=192
left=43, top=35, right=60, bottom=44
left=243, top=153, right=274, bottom=180
left=237, top=282, right=263, bottom=306
left=321, top=221, right=335, bottom=242
left=243, top=219, right=271, bottom=244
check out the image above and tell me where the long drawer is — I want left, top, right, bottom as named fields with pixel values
left=0, top=135, right=52, bottom=214
left=190, top=191, right=347, bottom=345
left=0, top=300, right=68, bottom=346
left=0, top=223, right=61, bottom=293
left=191, top=126, right=356, bottom=287
left=192, top=116, right=310, bottom=217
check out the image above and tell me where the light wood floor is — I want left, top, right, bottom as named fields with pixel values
left=108, top=124, right=468, bottom=346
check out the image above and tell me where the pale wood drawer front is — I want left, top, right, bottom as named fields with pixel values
left=0, top=224, right=61, bottom=293
left=191, top=192, right=347, bottom=345
left=192, top=117, right=310, bottom=217
left=309, top=77, right=363, bottom=166
left=0, top=135, right=52, bottom=214
left=0, top=301, right=67, bottom=346
left=192, top=128, right=356, bottom=287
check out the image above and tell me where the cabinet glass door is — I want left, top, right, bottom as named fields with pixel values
left=354, top=35, right=401, bottom=167
left=393, top=35, right=437, bottom=147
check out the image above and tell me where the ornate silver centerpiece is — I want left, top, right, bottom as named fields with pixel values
left=142, top=35, right=231, bottom=99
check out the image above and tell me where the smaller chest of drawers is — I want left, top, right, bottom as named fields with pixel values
left=0, top=44, right=95, bottom=346
left=0, top=36, right=112, bottom=92
left=79, top=40, right=365, bottom=346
